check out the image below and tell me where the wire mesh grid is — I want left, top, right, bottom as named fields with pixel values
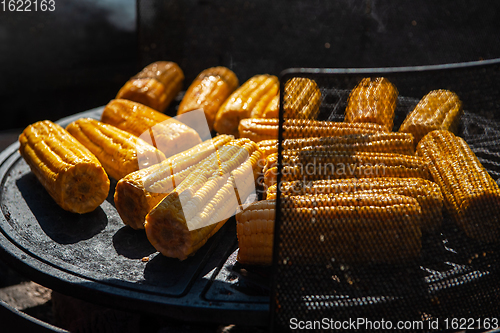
left=271, top=60, right=500, bottom=332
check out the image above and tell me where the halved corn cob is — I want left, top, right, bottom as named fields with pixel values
left=345, top=77, right=398, bottom=131
left=114, top=135, right=233, bottom=229
left=236, top=200, right=275, bottom=265
left=116, top=61, right=184, bottom=113
left=101, top=99, right=201, bottom=158
left=237, top=193, right=422, bottom=266
left=399, top=90, right=463, bottom=146
left=18, top=120, right=110, bottom=214
left=417, top=130, right=500, bottom=242
left=66, top=118, right=166, bottom=181
left=144, top=141, right=262, bottom=260
left=177, top=67, right=239, bottom=131
left=263, top=151, right=430, bottom=189
left=266, top=177, right=443, bottom=232
left=213, top=74, right=279, bottom=137
left=256, top=132, right=415, bottom=161
left=283, top=77, right=322, bottom=119
left=238, top=118, right=389, bottom=142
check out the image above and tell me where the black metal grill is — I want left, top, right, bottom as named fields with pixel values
left=271, top=59, right=500, bottom=332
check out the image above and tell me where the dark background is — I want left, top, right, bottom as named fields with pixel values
left=1, top=0, right=500, bottom=132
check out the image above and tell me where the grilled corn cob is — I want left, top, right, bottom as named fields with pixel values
left=178, top=67, right=239, bottom=131
left=237, top=193, right=422, bottom=266
left=66, top=118, right=166, bottom=181
left=399, top=90, right=463, bottom=146
left=345, top=77, right=398, bottom=131
left=116, top=61, right=184, bottom=112
left=145, top=141, right=262, bottom=260
left=101, top=99, right=201, bottom=158
left=266, top=177, right=443, bottom=232
left=18, top=120, right=110, bottom=214
left=283, top=77, right=322, bottom=119
left=213, top=74, right=279, bottom=136
left=417, top=130, right=500, bottom=242
left=114, top=135, right=233, bottom=229
left=263, top=151, right=430, bottom=189
left=238, top=118, right=389, bottom=142
left=236, top=200, right=275, bottom=265
left=256, top=132, right=415, bottom=161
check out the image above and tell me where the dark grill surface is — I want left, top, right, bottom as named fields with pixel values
left=0, top=107, right=268, bottom=325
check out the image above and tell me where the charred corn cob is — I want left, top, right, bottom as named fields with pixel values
left=283, top=77, right=322, bottom=119
left=178, top=67, right=239, bottom=131
left=213, top=74, right=279, bottom=136
left=263, top=151, right=430, bottom=189
left=237, top=193, right=422, bottom=266
left=399, top=90, right=463, bottom=146
left=417, top=130, right=500, bottom=242
left=101, top=99, right=201, bottom=158
left=238, top=118, right=389, bottom=142
left=345, top=77, right=398, bottom=131
left=266, top=177, right=443, bottom=232
left=144, top=141, right=262, bottom=260
left=114, top=135, right=233, bottom=229
left=116, top=61, right=184, bottom=113
left=256, top=132, right=415, bottom=161
left=66, top=118, right=166, bottom=181
left=18, top=120, right=110, bottom=214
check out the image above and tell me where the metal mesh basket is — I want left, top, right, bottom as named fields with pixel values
left=271, top=59, right=500, bottom=332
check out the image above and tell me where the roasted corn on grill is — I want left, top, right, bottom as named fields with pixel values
left=417, top=130, right=500, bottom=243
left=214, top=74, right=279, bottom=137
left=101, top=99, right=202, bottom=158
left=66, top=118, right=166, bottom=181
left=178, top=66, right=239, bottom=131
left=399, top=90, right=463, bottom=146
left=239, top=118, right=388, bottom=142
left=237, top=193, right=422, bottom=266
left=18, top=120, right=110, bottom=214
left=116, top=61, right=184, bottom=113
left=345, top=77, right=398, bottom=131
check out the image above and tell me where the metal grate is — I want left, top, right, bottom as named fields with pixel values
left=271, top=59, right=500, bottom=332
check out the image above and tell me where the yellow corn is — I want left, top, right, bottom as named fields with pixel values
left=237, top=193, right=422, bottom=266
left=238, top=118, right=389, bottom=142
left=283, top=77, right=322, bottom=119
left=266, top=177, right=443, bottom=232
left=18, top=120, right=110, bottom=214
left=144, top=141, right=262, bottom=260
left=178, top=67, right=239, bottom=131
left=213, top=74, right=279, bottom=137
left=236, top=200, right=275, bottom=265
left=66, top=118, right=166, bottom=181
left=114, top=135, right=233, bottom=229
left=345, top=77, right=398, bottom=131
left=417, top=130, right=500, bottom=243
left=399, top=90, right=463, bottom=146
left=101, top=99, right=201, bottom=158
left=263, top=150, right=431, bottom=189
left=256, top=132, right=415, bottom=162
left=116, top=61, right=184, bottom=113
